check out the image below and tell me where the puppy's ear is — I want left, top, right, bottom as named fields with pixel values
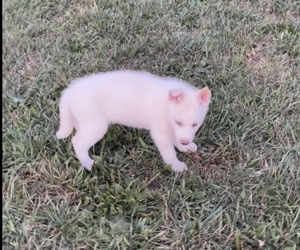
left=168, top=89, right=184, bottom=103
left=197, top=87, right=211, bottom=104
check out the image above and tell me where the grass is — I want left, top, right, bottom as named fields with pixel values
left=2, top=0, right=300, bottom=249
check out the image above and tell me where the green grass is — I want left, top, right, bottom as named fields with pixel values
left=2, top=0, right=300, bottom=249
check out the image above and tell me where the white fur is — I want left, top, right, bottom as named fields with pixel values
left=56, top=70, right=211, bottom=172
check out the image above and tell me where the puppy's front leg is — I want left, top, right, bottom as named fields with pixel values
left=150, top=130, right=187, bottom=172
left=175, top=142, right=197, bottom=153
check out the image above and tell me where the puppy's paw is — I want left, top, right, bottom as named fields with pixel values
left=80, top=158, right=94, bottom=171
left=171, top=161, right=187, bottom=173
left=177, top=143, right=197, bottom=153
left=186, top=142, right=197, bottom=153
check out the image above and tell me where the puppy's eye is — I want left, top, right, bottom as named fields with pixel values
left=175, top=120, right=183, bottom=126
left=192, top=123, right=198, bottom=127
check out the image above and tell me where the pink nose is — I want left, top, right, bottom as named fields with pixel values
left=180, top=139, right=189, bottom=145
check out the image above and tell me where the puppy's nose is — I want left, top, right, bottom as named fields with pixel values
left=180, top=139, right=189, bottom=145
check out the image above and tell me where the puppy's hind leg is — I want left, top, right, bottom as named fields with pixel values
left=72, top=120, right=108, bottom=171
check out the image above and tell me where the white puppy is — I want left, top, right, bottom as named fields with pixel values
left=56, top=70, right=211, bottom=172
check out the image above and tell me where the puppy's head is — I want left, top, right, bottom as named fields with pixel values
left=167, top=87, right=211, bottom=145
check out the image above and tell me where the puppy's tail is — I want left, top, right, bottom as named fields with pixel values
left=56, top=89, right=74, bottom=139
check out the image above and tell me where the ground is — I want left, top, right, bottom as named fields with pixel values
left=2, top=0, right=300, bottom=249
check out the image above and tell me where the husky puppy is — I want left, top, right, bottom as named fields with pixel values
left=56, top=70, right=211, bottom=172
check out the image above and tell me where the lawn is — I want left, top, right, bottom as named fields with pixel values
left=2, top=0, right=300, bottom=249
